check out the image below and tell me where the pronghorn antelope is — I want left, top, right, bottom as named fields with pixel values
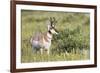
left=30, top=17, right=58, bottom=55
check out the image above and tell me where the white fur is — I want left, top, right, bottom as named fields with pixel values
left=42, top=33, right=52, bottom=54
left=47, top=32, right=52, bottom=39
left=51, top=29, right=58, bottom=34
left=43, top=37, right=51, bottom=50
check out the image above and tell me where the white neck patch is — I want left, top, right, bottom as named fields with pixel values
left=47, top=32, right=52, bottom=39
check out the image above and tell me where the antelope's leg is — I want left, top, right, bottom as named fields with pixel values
left=47, top=49, right=50, bottom=55
left=40, top=48, right=43, bottom=54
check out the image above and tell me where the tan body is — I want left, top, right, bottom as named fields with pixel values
left=30, top=32, right=52, bottom=54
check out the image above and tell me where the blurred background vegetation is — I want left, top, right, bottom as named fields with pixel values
left=21, top=10, right=90, bottom=63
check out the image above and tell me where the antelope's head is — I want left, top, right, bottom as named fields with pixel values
left=48, top=17, right=58, bottom=34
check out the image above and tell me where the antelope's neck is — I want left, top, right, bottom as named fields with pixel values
left=47, top=31, right=52, bottom=40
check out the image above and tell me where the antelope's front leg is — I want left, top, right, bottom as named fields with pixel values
left=44, top=49, right=50, bottom=55
left=47, top=49, right=50, bottom=55
left=40, top=48, right=43, bottom=55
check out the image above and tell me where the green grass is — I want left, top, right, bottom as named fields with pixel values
left=21, top=10, right=90, bottom=63
left=22, top=49, right=89, bottom=63
left=22, top=48, right=89, bottom=63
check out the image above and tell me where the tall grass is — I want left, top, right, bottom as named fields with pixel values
left=21, top=10, right=90, bottom=63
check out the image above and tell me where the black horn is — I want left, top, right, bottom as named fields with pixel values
left=49, top=17, right=53, bottom=25
left=53, top=17, right=57, bottom=25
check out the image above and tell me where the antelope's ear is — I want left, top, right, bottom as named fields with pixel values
left=47, top=24, right=51, bottom=30
left=47, top=18, right=51, bottom=30
left=53, top=21, right=57, bottom=27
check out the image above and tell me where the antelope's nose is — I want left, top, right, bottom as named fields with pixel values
left=56, top=31, right=59, bottom=34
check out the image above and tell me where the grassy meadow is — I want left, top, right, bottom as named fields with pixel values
left=21, top=10, right=90, bottom=63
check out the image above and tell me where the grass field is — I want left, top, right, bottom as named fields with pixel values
left=21, top=10, right=90, bottom=63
